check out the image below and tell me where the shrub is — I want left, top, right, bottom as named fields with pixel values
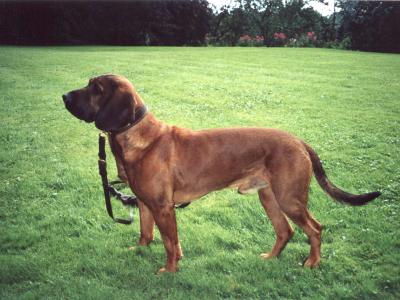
left=237, top=35, right=264, bottom=47
left=287, top=32, right=318, bottom=48
left=338, top=36, right=351, bottom=49
left=271, top=32, right=287, bottom=46
left=324, top=37, right=352, bottom=50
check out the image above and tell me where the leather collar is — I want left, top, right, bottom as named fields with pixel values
left=107, top=105, right=148, bottom=135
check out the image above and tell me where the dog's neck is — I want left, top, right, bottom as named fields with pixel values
left=110, top=112, right=168, bottom=161
left=108, top=89, right=168, bottom=162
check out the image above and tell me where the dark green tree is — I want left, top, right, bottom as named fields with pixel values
left=242, top=0, right=283, bottom=45
left=0, top=0, right=212, bottom=46
left=278, top=1, right=322, bottom=38
left=338, top=0, right=400, bottom=52
left=210, top=4, right=249, bottom=45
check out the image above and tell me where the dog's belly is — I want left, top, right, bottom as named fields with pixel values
left=172, top=176, right=231, bottom=203
left=173, top=190, right=210, bottom=203
left=172, top=168, right=269, bottom=204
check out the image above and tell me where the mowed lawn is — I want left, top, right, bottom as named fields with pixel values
left=0, top=46, right=399, bottom=299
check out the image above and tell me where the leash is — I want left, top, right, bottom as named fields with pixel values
left=97, top=104, right=193, bottom=223
left=98, top=133, right=137, bottom=224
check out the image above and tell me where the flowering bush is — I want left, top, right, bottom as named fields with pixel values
left=238, top=35, right=264, bottom=46
left=307, top=31, right=316, bottom=41
left=238, top=34, right=264, bottom=46
left=224, top=31, right=328, bottom=48
left=271, top=32, right=287, bottom=46
left=239, top=34, right=252, bottom=43
left=274, top=32, right=286, bottom=40
left=254, top=35, right=264, bottom=45
left=287, top=32, right=318, bottom=47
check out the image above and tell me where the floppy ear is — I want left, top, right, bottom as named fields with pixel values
left=94, top=90, right=134, bottom=132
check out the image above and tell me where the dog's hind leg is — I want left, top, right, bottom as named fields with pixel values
left=280, top=201, right=322, bottom=268
left=258, top=188, right=294, bottom=259
left=307, top=210, right=323, bottom=232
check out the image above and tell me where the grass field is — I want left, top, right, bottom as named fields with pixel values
left=0, top=46, right=399, bottom=299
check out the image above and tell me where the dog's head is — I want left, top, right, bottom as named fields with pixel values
left=62, top=74, right=136, bottom=131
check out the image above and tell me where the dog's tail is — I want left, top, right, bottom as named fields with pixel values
left=302, top=142, right=381, bottom=206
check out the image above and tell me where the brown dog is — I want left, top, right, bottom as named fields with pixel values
left=63, top=74, right=380, bottom=273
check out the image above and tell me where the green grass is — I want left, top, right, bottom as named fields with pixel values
left=0, top=46, right=399, bottom=299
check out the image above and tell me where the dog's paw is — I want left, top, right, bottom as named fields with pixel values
left=303, top=256, right=320, bottom=268
left=156, top=266, right=178, bottom=274
left=138, top=237, right=153, bottom=246
left=260, top=252, right=277, bottom=260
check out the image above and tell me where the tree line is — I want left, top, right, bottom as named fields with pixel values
left=0, top=0, right=211, bottom=46
left=210, top=0, right=399, bottom=52
left=0, top=0, right=398, bottom=52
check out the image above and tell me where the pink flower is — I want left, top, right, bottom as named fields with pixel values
left=274, top=32, right=286, bottom=39
left=239, top=34, right=252, bottom=42
left=307, top=31, right=316, bottom=40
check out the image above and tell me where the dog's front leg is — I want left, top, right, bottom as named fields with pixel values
left=152, top=205, right=181, bottom=273
left=108, top=135, right=129, bottom=183
left=137, top=200, right=155, bottom=246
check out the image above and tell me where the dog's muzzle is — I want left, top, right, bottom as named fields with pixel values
left=62, top=93, right=71, bottom=105
left=62, top=92, right=94, bottom=122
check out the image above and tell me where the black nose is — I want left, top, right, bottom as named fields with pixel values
left=62, top=94, right=69, bottom=104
